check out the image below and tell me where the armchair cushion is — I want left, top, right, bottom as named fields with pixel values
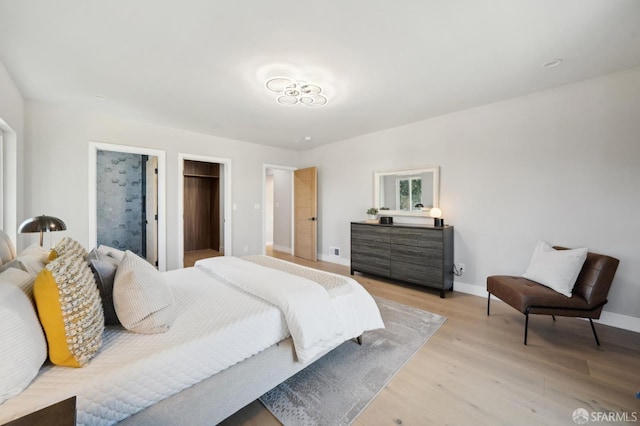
left=487, top=276, right=592, bottom=317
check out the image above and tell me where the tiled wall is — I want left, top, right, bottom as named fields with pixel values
left=96, top=150, right=144, bottom=256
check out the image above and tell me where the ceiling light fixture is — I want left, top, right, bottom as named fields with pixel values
left=265, top=77, right=328, bottom=107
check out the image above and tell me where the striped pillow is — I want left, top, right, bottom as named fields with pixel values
left=113, top=251, right=175, bottom=334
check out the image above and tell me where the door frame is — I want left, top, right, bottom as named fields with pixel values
left=178, top=153, right=232, bottom=268
left=261, top=164, right=296, bottom=255
left=0, top=119, right=18, bottom=244
left=88, top=141, right=167, bottom=271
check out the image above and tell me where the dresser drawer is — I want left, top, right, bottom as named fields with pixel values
left=351, top=224, right=390, bottom=244
left=351, top=242, right=390, bottom=261
left=351, top=258, right=390, bottom=277
left=390, top=227, right=442, bottom=248
left=391, top=245, right=442, bottom=267
left=391, top=261, right=444, bottom=288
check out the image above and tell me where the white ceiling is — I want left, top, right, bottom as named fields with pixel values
left=1, top=0, right=639, bottom=150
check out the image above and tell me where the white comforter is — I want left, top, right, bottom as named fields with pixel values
left=195, top=257, right=347, bottom=362
left=1, top=258, right=383, bottom=425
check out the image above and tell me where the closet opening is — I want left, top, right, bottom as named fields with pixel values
left=183, top=159, right=224, bottom=267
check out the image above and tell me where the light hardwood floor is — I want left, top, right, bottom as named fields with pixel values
left=184, top=249, right=222, bottom=267
left=221, top=251, right=640, bottom=426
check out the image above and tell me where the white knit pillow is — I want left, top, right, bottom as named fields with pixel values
left=50, top=237, right=87, bottom=260
left=113, top=251, right=175, bottom=334
left=0, top=283, right=47, bottom=404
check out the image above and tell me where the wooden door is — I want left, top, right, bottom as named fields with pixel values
left=294, top=167, right=317, bottom=261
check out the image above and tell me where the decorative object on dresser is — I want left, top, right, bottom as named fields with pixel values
left=18, top=215, right=66, bottom=247
left=379, top=216, right=393, bottom=225
left=428, top=207, right=444, bottom=227
left=351, top=221, right=454, bottom=298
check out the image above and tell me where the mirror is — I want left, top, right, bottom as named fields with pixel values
left=374, top=166, right=439, bottom=216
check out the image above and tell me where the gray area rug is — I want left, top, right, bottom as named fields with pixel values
left=259, top=296, right=447, bottom=426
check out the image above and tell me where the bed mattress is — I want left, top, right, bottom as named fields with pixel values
left=0, top=267, right=289, bottom=425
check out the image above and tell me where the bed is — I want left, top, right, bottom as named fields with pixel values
left=0, top=242, right=384, bottom=425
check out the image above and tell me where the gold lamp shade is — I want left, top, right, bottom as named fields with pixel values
left=18, top=215, right=67, bottom=246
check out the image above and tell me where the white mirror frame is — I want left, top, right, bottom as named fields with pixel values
left=374, top=166, right=440, bottom=216
left=88, top=141, right=167, bottom=271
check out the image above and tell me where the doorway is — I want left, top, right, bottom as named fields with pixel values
left=0, top=118, right=18, bottom=243
left=262, top=165, right=295, bottom=256
left=178, top=153, right=232, bottom=268
left=183, top=160, right=221, bottom=266
left=88, top=142, right=166, bottom=271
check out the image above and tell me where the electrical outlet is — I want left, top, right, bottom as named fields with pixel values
left=459, top=263, right=465, bottom=274
left=329, top=246, right=340, bottom=256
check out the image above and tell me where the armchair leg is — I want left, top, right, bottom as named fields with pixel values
left=524, top=313, right=529, bottom=345
left=589, top=319, right=601, bottom=346
left=552, top=315, right=556, bottom=321
left=487, top=293, right=491, bottom=316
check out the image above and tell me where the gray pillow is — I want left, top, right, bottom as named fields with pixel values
left=88, top=257, right=120, bottom=326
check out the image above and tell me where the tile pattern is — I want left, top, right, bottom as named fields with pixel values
left=96, top=150, right=144, bottom=256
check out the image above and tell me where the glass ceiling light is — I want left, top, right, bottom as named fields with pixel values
left=265, top=77, right=328, bottom=107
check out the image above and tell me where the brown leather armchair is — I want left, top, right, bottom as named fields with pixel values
left=486, top=247, right=619, bottom=345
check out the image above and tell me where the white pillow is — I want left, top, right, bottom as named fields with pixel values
left=0, top=266, right=36, bottom=297
left=15, top=243, right=50, bottom=275
left=522, top=241, right=588, bottom=297
left=113, top=251, right=175, bottom=334
left=0, top=283, right=47, bottom=404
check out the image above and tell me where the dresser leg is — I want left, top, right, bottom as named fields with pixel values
left=440, top=289, right=446, bottom=298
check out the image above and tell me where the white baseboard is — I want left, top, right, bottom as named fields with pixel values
left=454, top=279, right=640, bottom=333
left=595, top=311, right=640, bottom=333
left=318, top=253, right=351, bottom=267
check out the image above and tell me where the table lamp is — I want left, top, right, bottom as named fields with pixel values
left=430, top=207, right=444, bottom=227
left=18, top=215, right=67, bottom=246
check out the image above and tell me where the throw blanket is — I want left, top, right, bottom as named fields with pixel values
left=242, top=255, right=353, bottom=297
left=195, top=257, right=345, bottom=363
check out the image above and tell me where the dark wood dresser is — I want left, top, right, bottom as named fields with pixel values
left=350, top=221, right=454, bottom=298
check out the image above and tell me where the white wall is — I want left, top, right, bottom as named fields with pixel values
left=23, top=101, right=299, bottom=270
left=0, top=61, right=24, bottom=244
left=301, top=67, right=640, bottom=319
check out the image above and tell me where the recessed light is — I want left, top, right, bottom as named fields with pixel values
left=304, top=136, right=312, bottom=141
left=542, top=59, right=563, bottom=69
left=95, top=95, right=106, bottom=101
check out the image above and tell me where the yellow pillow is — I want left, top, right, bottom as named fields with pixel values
left=48, top=237, right=87, bottom=261
left=34, top=253, right=104, bottom=367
